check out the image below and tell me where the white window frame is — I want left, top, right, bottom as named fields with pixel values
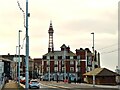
left=47, top=56, right=50, bottom=59
left=62, top=67, right=65, bottom=72
left=46, top=61, right=49, bottom=65
left=54, top=67, right=58, bottom=72
left=77, top=60, right=80, bottom=65
left=62, top=61, right=64, bottom=65
left=70, top=67, right=74, bottom=72
left=70, top=56, right=73, bottom=59
left=47, top=67, right=49, bottom=72
left=54, top=61, right=58, bottom=65
left=70, top=61, right=74, bottom=65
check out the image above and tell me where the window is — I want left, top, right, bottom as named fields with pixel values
left=77, top=56, right=80, bottom=60
left=54, top=67, right=58, bottom=72
left=77, top=67, right=81, bottom=72
left=62, top=67, right=65, bottom=72
left=77, top=60, right=80, bottom=65
left=50, top=56, right=54, bottom=59
left=58, top=56, right=62, bottom=59
left=73, top=56, right=77, bottom=59
left=47, top=61, right=50, bottom=65
left=62, top=61, right=64, bottom=65
left=47, top=56, right=50, bottom=59
left=47, top=67, right=49, bottom=72
left=70, top=61, right=74, bottom=65
left=70, top=67, right=74, bottom=72
left=70, top=56, right=73, bottom=59
left=43, top=56, right=47, bottom=59
left=66, top=56, right=70, bottom=59
left=54, top=61, right=58, bottom=65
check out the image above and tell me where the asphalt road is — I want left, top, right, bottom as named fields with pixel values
left=21, top=81, right=119, bottom=90
left=39, top=82, right=119, bottom=90
left=39, top=83, right=118, bottom=90
left=29, top=83, right=62, bottom=90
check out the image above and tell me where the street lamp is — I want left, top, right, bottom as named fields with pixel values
left=15, top=46, right=18, bottom=81
left=17, top=0, right=29, bottom=89
left=91, top=32, right=95, bottom=87
left=18, top=30, right=22, bottom=88
left=25, top=0, right=30, bottom=89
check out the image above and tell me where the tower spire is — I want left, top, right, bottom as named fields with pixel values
left=48, top=21, right=54, bottom=52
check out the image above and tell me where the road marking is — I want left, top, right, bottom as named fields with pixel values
left=40, top=83, right=58, bottom=88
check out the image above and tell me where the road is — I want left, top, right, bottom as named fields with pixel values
left=28, top=83, right=63, bottom=90
left=31, top=83, right=118, bottom=90
left=39, top=81, right=119, bottom=90
left=21, top=81, right=119, bottom=90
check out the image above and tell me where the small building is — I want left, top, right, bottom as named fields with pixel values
left=83, top=68, right=117, bottom=85
left=0, top=54, right=34, bottom=79
left=33, top=58, right=42, bottom=78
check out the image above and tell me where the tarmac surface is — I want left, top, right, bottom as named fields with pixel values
left=40, top=81, right=119, bottom=89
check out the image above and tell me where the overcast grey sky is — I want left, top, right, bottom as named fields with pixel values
left=0, top=0, right=118, bottom=71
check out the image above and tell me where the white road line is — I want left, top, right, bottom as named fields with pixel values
left=40, top=83, right=58, bottom=88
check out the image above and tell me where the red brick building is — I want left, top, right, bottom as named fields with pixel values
left=42, top=44, right=80, bottom=81
left=76, top=48, right=100, bottom=81
left=33, top=58, right=42, bottom=78
left=42, top=45, right=100, bottom=82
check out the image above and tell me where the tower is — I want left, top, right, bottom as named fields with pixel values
left=48, top=21, right=54, bottom=52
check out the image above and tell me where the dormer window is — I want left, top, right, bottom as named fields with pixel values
left=50, top=56, right=54, bottom=59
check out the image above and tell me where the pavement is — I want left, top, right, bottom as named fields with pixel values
left=2, top=80, right=24, bottom=90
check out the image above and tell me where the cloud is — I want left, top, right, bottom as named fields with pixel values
left=0, top=0, right=119, bottom=71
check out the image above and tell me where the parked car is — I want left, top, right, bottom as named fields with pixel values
left=29, top=79, right=40, bottom=89
left=20, top=77, right=25, bottom=84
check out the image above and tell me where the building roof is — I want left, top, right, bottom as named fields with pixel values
left=83, top=68, right=117, bottom=76
left=60, top=44, right=67, bottom=48
left=43, top=50, right=75, bottom=57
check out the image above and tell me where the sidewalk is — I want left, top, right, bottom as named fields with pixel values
left=2, top=80, right=24, bottom=90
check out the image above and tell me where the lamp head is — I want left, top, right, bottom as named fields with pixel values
left=19, top=30, right=22, bottom=32
left=91, top=32, right=94, bottom=34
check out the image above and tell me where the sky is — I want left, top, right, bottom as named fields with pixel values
left=0, top=0, right=119, bottom=71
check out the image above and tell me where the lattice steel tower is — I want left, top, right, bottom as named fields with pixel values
left=48, top=21, right=54, bottom=52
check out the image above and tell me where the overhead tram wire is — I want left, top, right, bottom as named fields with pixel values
left=17, top=0, right=26, bottom=28
left=100, top=47, right=120, bottom=55
left=96, top=43, right=118, bottom=55
left=21, top=36, right=26, bottom=49
left=17, top=0, right=26, bottom=50
left=101, top=49, right=118, bottom=55
left=97, top=43, right=118, bottom=51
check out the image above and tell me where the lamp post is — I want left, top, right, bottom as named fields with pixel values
left=18, top=30, right=22, bottom=88
left=25, top=0, right=29, bottom=89
left=91, top=32, right=95, bottom=87
left=17, top=0, right=29, bottom=88
left=16, top=46, right=18, bottom=81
